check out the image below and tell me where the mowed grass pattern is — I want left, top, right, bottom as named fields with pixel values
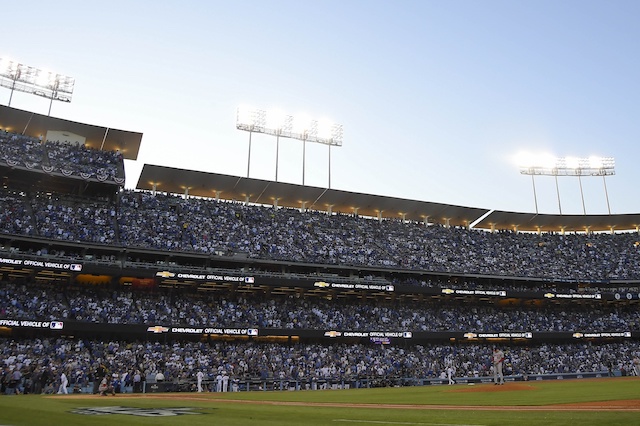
left=0, top=377, right=638, bottom=426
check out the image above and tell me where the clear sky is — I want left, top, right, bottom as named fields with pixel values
left=2, top=1, right=639, bottom=215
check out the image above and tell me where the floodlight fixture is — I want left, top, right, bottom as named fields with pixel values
left=518, top=155, right=615, bottom=215
left=236, top=106, right=343, bottom=187
left=519, top=155, right=615, bottom=177
left=0, top=57, right=75, bottom=115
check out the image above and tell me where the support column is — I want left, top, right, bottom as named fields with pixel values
left=246, top=131, right=253, bottom=178
left=578, top=175, right=586, bottom=215
left=603, top=175, right=611, bottom=215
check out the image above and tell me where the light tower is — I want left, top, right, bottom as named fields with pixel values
left=236, top=106, right=343, bottom=188
left=519, top=155, right=615, bottom=215
left=0, top=57, right=75, bottom=116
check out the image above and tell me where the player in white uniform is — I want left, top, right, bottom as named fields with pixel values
left=633, top=356, right=640, bottom=377
left=196, top=370, right=205, bottom=392
left=447, top=365, right=455, bottom=385
left=492, top=348, right=505, bottom=385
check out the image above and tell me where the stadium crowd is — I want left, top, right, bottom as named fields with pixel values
left=1, top=337, right=638, bottom=395
left=0, top=130, right=122, bottom=181
left=1, top=281, right=638, bottom=333
left=2, top=185, right=640, bottom=281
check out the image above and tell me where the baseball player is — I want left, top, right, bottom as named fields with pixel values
left=57, top=370, right=69, bottom=394
left=196, top=370, right=205, bottom=392
left=492, top=347, right=505, bottom=385
left=447, top=365, right=455, bottom=385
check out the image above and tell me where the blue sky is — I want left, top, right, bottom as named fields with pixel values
left=2, top=1, right=639, bottom=215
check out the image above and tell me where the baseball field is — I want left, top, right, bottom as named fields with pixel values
left=0, top=377, right=638, bottom=425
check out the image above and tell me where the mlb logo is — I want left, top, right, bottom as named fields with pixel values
left=386, top=285, right=395, bottom=292
left=245, top=277, right=255, bottom=284
left=50, top=322, right=64, bottom=330
left=402, top=332, right=412, bottom=338
left=247, top=328, right=258, bottom=336
left=70, top=264, right=82, bottom=272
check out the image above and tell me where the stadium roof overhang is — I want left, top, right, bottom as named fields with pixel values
left=136, top=165, right=487, bottom=227
left=137, top=165, right=640, bottom=233
left=473, top=211, right=640, bottom=234
left=0, top=104, right=142, bottom=160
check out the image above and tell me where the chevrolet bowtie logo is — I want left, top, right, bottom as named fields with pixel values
left=147, top=326, right=169, bottom=334
left=314, top=281, right=330, bottom=288
left=572, top=333, right=584, bottom=338
left=442, top=288, right=455, bottom=295
left=463, top=332, right=477, bottom=339
left=324, top=331, right=342, bottom=338
left=544, top=293, right=555, bottom=298
left=155, top=271, right=175, bottom=278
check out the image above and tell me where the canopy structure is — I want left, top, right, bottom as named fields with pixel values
left=136, top=165, right=640, bottom=233
left=136, top=165, right=487, bottom=228
left=0, top=104, right=142, bottom=160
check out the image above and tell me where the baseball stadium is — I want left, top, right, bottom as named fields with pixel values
left=0, top=87, right=639, bottom=426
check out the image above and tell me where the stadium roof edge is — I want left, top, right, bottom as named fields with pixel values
left=136, top=164, right=488, bottom=228
left=136, top=164, right=640, bottom=233
left=0, top=104, right=142, bottom=160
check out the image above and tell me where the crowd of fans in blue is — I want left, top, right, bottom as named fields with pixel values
left=2, top=186, right=640, bottom=281
left=0, top=281, right=637, bottom=332
left=1, top=130, right=639, bottom=394
left=0, top=130, right=122, bottom=181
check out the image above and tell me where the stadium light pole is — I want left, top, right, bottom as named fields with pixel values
left=236, top=106, right=343, bottom=187
left=603, top=174, right=611, bottom=215
left=275, top=129, right=280, bottom=181
left=265, top=110, right=291, bottom=182
left=292, top=114, right=314, bottom=187
left=519, top=155, right=615, bottom=215
left=554, top=172, right=562, bottom=215
left=318, top=120, right=343, bottom=189
left=529, top=173, right=539, bottom=214
left=302, top=130, right=308, bottom=186
left=247, top=130, right=252, bottom=178
left=237, top=107, right=266, bottom=178
left=329, top=144, right=332, bottom=189
left=0, top=58, right=74, bottom=116
left=578, top=174, right=586, bottom=215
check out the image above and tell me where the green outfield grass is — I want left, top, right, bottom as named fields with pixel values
left=0, top=377, right=637, bottom=426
